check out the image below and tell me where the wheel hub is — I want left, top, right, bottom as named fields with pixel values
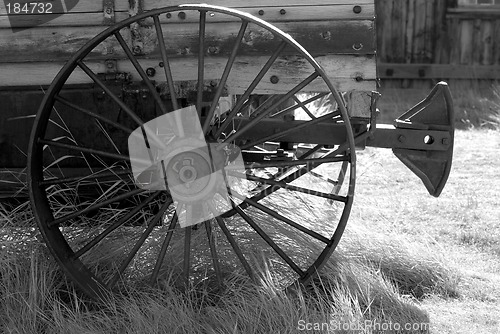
left=164, top=148, right=218, bottom=203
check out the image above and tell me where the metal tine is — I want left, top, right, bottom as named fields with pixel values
left=214, top=40, right=288, bottom=138
left=55, top=95, right=134, bottom=134
left=196, top=10, right=207, bottom=119
left=232, top=202, right=305, bottom=277
left=76, top=60, right=167, bottom=151
left=222, top=72, right=320, bottom=144
left=108, top=199, right=172, bottom=289
left=153, top=15, right=179, bottom=110
left=204, top=219, right=223, bottom=285
left=114, top=31, right=168, bottom=115
left=73, top=192, right=160, bottom=259
left=203, top=20, right=249, bottom=134
left=230, top=190, right=332, bottom=244
left=150, top=211, right=179, bottom=284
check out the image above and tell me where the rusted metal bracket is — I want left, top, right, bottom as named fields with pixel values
left=103, top=0, right=115, bottom=25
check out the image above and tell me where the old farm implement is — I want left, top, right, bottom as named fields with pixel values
left=0, top=1, right=454, bottom=299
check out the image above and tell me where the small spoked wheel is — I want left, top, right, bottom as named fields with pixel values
left=28, top=5, right=356, bottom=299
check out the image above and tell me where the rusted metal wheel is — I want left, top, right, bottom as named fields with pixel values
left=28, top=5, right=356, bottom=299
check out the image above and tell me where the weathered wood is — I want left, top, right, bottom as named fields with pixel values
left=0, top=19, right=375, bottom=63
left=446, top=8, right=500, bottom=19
left=0, top=12, right=130, bottom=28
left=142, top=0, right=375, bottom=9
left=0, top=2, right=130, bottom=15
left=378, top=63, right=500, bottom=79
left=412, top=0, right=426, bottom=63
left=153, top=5, right=375, bottom=23
left=495, top=20, right=500, bottom=65
left=375, top=0, right=392, bottom=62
left=345, top=91, right=372, bottom=118
left=480, top=20, right=493, bottom=65
left=448, top=18, right=461, bottom=65
left=405, top=0, right=415, bottom=63
left=460, top=20, right=473, bottom=64
left=0, top=55, right=377, bottom=92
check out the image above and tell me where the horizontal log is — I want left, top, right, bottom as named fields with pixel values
left=378, top=63, right=500, bottom=79
left=446, top=8, right=500, bottom=19
left=0, top=12, right=130, bottom=28
left=0, top=55, right=376, bottom=93
left=0, top=2, right=129, bottom=15
left=152, top=5, right=375, bottom=23
left=0, top=19, right=375, bottom=62
left=143, top=0, right=375, bottom=9
left=0, top=4, right=375, bottom=28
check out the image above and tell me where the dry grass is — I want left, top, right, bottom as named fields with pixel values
left=0, top=84, right=499, bottom=333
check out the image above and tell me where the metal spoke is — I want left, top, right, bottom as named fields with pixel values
left=222, top=72, right=320, bottom=144
left=228, top=171, right=347, bottom=204
left=226, top=154, right=349, bottom=170
left=38, top=139, right=150, bottom=165
left=153, top=15, right=179, bottom=110
left=73, top=192, right=161, bottom=259
left=232, top=203, right=305, bottom=277
left=230, top=191, right=331, bottom=244
left=241, top=110, right=341, bottom=150
left=114, top=31, right=168, bottom=115
left=55, top=95, right=133, bottom=134
left=293, top=95, right=316, bottom=119
left=40, top=169, right=131, bottom=186
left=108, top=199, right=171, bottom=288
left=150, top=211, right=179, bottom=284
left=270, top=92, right=329, bottom=118
left=48, top=188, right=145, bottom=227
left=76, top=60, right=166, bottom=151
left=214, top=216, right=254, bottom=280
left=183, top=226, right=192, bottom=287
left=196, top=10, right=207, bottom=118
left=205, top=220, right=223, bottom=285
left=203, top=20, right=248, bottom=134
left=214, top=40, right=287, bottom=138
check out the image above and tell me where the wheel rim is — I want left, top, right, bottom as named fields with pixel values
left=28, top=5, right=356, bottom=299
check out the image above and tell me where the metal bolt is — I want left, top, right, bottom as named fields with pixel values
left=280, top=9, right=286, bottom=15
left=133, top=45, right=142, bottom=54
left=355, top=76, right=363, bottom=82
left=106, top=61, right=114, bottom=69
left=258, top=9, right=264, bottom=15
left=321, top=31, right=331, bottom=40
left=166, top=13, right=172, bottom=19
left=353, top=43, right=363, bottom=51
left=398, top=135, right=406, bottom=143
left=353, top=5, right=362, bottom=14
left=442, top=138, right=449, bottom=145
left=270, top=75, right=279, bottom=84
left=178, top=11, right=186, bottom=20
left=159, top=62, right=164, bottom=68
left=146, top=67, right=156, bottom=77
left=208, top=46, right=219, bottom=54
left=105, top=7, right=113, bottom=15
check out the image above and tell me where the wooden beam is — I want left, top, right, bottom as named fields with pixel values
left=0, top=2, right=130, bottom=15
left=153, top=5, right=375, bottom=22
left=0, top=20, right=375, bottom=62
left=0, top=12, right=130, bottom=28
left=0, top=55, right=376, bottom=93
left=378, top=63, right=500, bottom=79
left=446, top=8, right=500, bottom=19
left=142, top=0, right=375, bottom=9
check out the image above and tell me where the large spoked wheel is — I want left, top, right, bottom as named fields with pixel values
left=28, top=5, right=356, bottom=299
